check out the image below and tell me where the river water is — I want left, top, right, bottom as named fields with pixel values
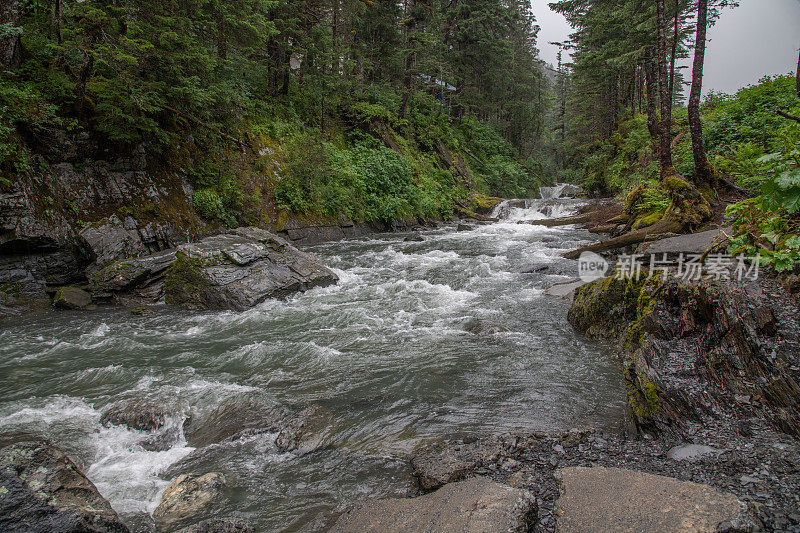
left=0, top=197, right=625, bottom=531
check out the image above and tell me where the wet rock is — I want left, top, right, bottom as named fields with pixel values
left=183, top=400, right=288, bottom=447
left=330, top=477, right=536, bottom=533
left=180, top=519, right=253, bottom=533
left=667, top=444, right=723, bottom=462
left=456, top=224, right=473, bottom=232
left=274, top=404, right=336, bottom=454
left=80, top=215, right=150, bottom=275
left=164, top=228, right=338, bottom=311
left=404, top=233, right=425, bottom=242
left=464, top=319, right=510, bottom=336
left=0, top=441, right=129, bottom=533
left=568, top=274, right=800, bottom=438
left=131, top=306, right=152, bottom=316
left=154, top=473, right=229, bottom=533
left=555, top=467, right=749, bottom=533
left=52, top=286, right=93, bottom=310
left=100, top=400, right=169, bottom=432
left=410, top=437, right=507, bottom=491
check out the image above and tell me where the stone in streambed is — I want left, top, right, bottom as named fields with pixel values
left=100, top=400, right=169, bottom=432
left=329, top=477, right=537, bottom=533
left=404, top=232, right=425, bottom=242
left=53, top=286, right=92, bottom=310
left=411, top=437, right=507, bottom=492
left=153, top=473, right=229, bottom=533
left=464, top=319, right=510, bottom=336
left=456, top=223, right=473, bottom=232
left=555, top=467, right=751, bottom=533
left=183, top=399, right=288, bottom=447
left=274, top=404, right=336, bottom=454
left=0, top=441, right=130, bottom=533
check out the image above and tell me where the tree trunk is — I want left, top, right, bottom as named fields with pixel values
left=0, top=0, right=22, bottom=73
left=688, top=0, right=713, bottom=184
left=644, top=52, right=659, bottom=143
left=398, top=0, right=418, bottom=120
left=668, top=0, right=679, bottom=103
left=54, top=0, right=63, bottom=45
left=796, top=48, right=799, bottom=98
left=655, top=0, right=675, bottom=177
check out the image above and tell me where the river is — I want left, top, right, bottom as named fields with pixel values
left=0, top=195, right=625, bottom=531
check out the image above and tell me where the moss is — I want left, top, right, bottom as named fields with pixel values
left=631, top=211, right=663, bottom=230
left=164, top=252, right=226, bottom=311
left=626, top=368, right=661, bottom=423
left=469, top=194, right=502, bottom=211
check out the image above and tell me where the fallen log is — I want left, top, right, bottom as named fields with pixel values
left=588, top=224, right=618, bottom=234
left=562, top=219, right=683, bottom=259
left=519, top=214, right=592, bottom=227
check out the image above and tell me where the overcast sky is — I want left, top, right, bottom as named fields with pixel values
left=533, top=0, right=800, bottom=95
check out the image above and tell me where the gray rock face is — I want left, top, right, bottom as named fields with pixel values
left=411, top=437, right=508, bottom=491
left=555, top=467, right=746, bottom=533
left=183, top=400, right=288, bottom=447
left=570, top=274, right=800, bottom=438
left=274, top=404, right=336, bottom=454
left=53, top=286, right=92, bottom=310
left=154, top=473, right=229, bottom=533
left=329, top=477, right=537, bottom=533
left=87, top=228, right=338, bottom=311
left=0, top=441, right=130, bottom=533
left=100, top=400, right=169, bottom=432
left=164, top=228, right=338, bottom=311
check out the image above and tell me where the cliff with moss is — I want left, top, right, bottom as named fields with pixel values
left=569, top=272, right=800, bottom=438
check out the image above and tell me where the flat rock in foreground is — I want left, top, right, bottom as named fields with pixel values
left=555, top=467, right=747, bottom=533
left=329, top=477, right=536, bottom=533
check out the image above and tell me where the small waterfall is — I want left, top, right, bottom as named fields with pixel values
left=539, top=184, right=568, bottom=200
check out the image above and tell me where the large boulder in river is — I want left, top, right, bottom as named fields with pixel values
left=183, top=400, right=289, bottom=447
left=89, top=227, right=338, bottom=310
left=0, top=441, right=129, bottom=533
left=164, top=228, right=338, bottom=311
left=53, top=286, right=93, bottom=310
left=153, top=473, right=229, bottom=533
left=329, top=477, right=537, bottom=533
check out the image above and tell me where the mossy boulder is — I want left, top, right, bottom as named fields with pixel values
left=164, top=227, right=338, bottom=311
left=52, top=286, right=92, bottom=310
left=468, top=194, right=503, bottom=215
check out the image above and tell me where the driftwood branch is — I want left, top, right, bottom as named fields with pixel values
left=163, top=105, right=244, bottom=149
left=776, top=109, right=800, bottom=124
left=519, top=213, right=592, bottom=227
left=562, top=219, right=682, bottom=259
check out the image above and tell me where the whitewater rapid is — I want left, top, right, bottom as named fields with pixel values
left=0, top=196, right=623, bottom=531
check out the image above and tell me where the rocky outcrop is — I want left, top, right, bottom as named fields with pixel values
left=329, top=477, right=537, bottom=533
left=153, top=473, right=229, bottom=533
left=53, top=286, right=92, bottom=310
left=568, top=273, right=800, bottom=438
left=555, top=467, right=750, bottom=532
left=88, top=228, right=338, bottom=311
left=274, top=404, right=336, bottom=454
left=0, top=441, right=130, bottom=533
left=182, top=399, right=288, bottom=447
left=163, top=228, right=338, bottom=311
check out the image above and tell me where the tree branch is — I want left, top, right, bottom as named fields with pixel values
left=776, top=108, right=800, bottom=124
left=163, top=106, right=244, bottom=149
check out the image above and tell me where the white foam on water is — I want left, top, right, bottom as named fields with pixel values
left=0, top=396, right=193, bottom=516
